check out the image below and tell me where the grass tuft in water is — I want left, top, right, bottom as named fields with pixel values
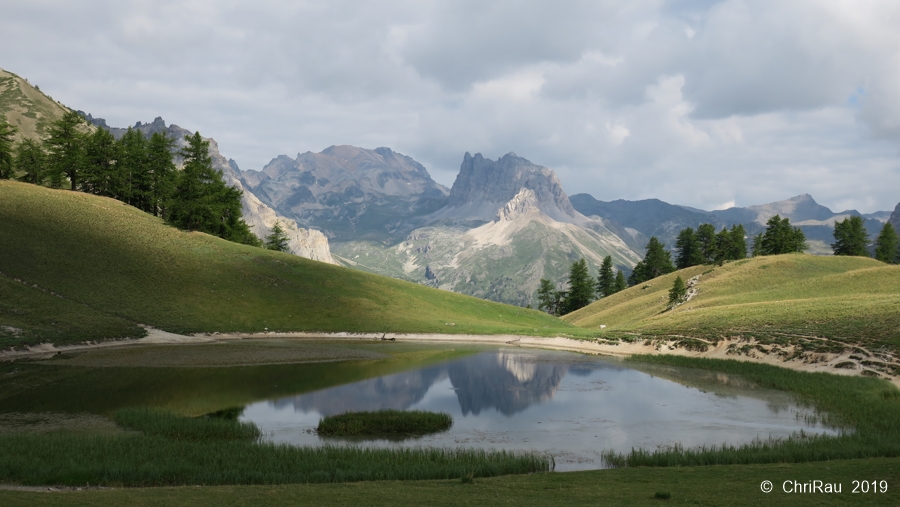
left=317, top=409, right=452, bottom=437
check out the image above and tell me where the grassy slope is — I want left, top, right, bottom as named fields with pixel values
left=2, top=457, right=897, bottom=506
left=563, top=255, right=900, bottom=354
left=0, top=180, right=568, bottom=346
left=0, top=67, right=70, bottom=144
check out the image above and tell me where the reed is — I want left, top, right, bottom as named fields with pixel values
left=0, top=433, right=551, bottom=486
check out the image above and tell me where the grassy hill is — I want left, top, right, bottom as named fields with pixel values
left=563, top=254, right=900, bottom=355
left=0, top=67, right=70, bottom=144
left=0, top=181, right=569, bottom=347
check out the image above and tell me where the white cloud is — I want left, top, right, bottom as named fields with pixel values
left=1, top=0, right=899, bottom=213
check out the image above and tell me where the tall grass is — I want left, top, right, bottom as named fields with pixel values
left=317, top=410, right=452, bottom=437
left=602, top=355, right=900, bottom=467
left=114, top=408, right=261, bottom=441
left=0, top=433, right=552, bottom=486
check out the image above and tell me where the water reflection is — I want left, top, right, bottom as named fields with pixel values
left=241, top=349, right=837, bottom=471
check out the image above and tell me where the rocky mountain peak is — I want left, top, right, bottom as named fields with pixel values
left=444, top=152, right=578, bottom=223
left=889, top=202, right=900, bottom=234
left=495, top=188, right=541, bottom=222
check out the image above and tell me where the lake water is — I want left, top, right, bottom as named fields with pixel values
left=241, top=348, right=836, bottom=471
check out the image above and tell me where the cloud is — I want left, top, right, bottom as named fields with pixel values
left=2, top=0, right=899, bottom=213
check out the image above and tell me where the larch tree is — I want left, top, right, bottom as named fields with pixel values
left=831, top=216, right=870, bottom=257
left=614, top=270, right=627, bottom=293
left=629, top=237, right=675, bottom=286
left=44, top=110, right=88, bottom=190
left=14, top=139, right=46, bottom=185
left=563, top=258, right=594, bottom=314
left=874, top=222, right=898, bottom=264
left=596, top=255, right=615, bottom=298
left=0, top=120, right=17, bottom=179
left=264, top=220, right=292, bottom=253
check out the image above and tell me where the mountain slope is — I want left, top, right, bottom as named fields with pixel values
left=0, top=180, right=568, bottom=346
left=83, top=116, right=337, bottom=264
left=0, top=67, right=69, bottom=143
left=563, top=254, right=900, bottom=357
left=332, top=154, right=643, bottom=306
left=245, top=145, right=450, bottom=243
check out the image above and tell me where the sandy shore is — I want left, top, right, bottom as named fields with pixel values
left=3, top=327, right=898, bottom=387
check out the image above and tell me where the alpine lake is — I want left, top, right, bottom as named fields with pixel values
left=0, top=339, right=838, bottom=471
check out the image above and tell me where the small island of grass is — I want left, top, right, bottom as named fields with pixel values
left=317, top=410, right=453, bottom=437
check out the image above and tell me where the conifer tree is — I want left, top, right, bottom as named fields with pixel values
left=117, top=127, right=148, bottom=205
left=759, top=215, right=806, bottom=255
left=674, top=227, right=701, bottom=269
left=696, top=223, right=718, bottom=264
left=537, top=278, right=559, bottom=315
left=82, top=127, right=121, bottom=196
left=563, top=258, right=594, bottom=314
left=167, top=132, right=259, bottom=246
left=0, top=120, right=17, bottom=179
left=668, top=276, right=687, bottom=307
left=629, top=237, right=675, bottom=286
left=832, top=216, right=870, bottom=256
left=14, top=139, right=46, bottom=185
left=728, top=224, right=748, bottom=260
left=874, top=222, right=898, bottom=264
left=751, top=233, right=764, bottom=257
left=596, top=255, right=615, bottom=298
left=44, top=110, right=88, bottom=189
left=145, top=132, right=176, bottom=217
left=614, top=270, right=627, bottom=293
left=264, top=220, right=292, bottom=253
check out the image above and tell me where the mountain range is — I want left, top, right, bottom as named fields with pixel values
left=2, top=65, right=897, bottom=309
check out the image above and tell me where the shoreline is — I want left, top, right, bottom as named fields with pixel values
left=3, top=328, right=898, bottom=388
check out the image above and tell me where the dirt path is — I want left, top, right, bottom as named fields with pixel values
left=2, top=328, right=898, bottom=388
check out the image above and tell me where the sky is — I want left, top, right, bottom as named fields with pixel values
left=3, top=0, right=900, bottom=213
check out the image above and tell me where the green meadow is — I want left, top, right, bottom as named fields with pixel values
left=0, top=180, right=569, bottom=347
left=564, top=254, right=900, bottom=356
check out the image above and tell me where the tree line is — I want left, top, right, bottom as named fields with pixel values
left=0, top=113, right=291, bottom=252
left=831, top=215, right=899, bottom=264
left=535, top=215, right=811, bottom=315
left=536, top=256, right=626, bottom=316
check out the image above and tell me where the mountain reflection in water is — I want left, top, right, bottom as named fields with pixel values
left=242, top=349, right=836, bottom=471
left=272, top=351, right=567, bottom=416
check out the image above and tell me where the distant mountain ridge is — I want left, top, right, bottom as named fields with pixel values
left=242, top=145, right=449, bottom=243
left=571, top=193, right=892, bottom=255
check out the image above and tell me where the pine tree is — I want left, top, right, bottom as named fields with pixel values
left=874, top=222, right=898, bottom=264
left=614, top=270, right=627, bottom=293
left=145, top=132, right=177, bottom=217
left=563, top=258, right=594, bottom=314
left=713, top=227, right=730, bottom=265
left=167, top=132, right=259, bottom=246
left=832, top=216, right=870, bottom=256
left=668, top=276, right=687, bottom=307
left=117, top=127, right=148, bottom=205
left=44, top=110, right=87, bottom=189
left=674, top=227, right=701, bottom=269
left=629, top=237, right=675, bottom=286
left=264, top=220, right=292, bottom=253
left=751, top=233, right=764, bottom=257
left=14, top=139, right=46, bottom=185
left=82, top=127, right=121, bottom=196
left=537, top=278, right=559, bottom=315
left=728, top=224, right=748, bottom=260
left=0, top=120, right=18, bottom=179
left=596, top=255, right=615, bottom=298
left=760, top=215, right=807, bottom=255
left=696, top=223, right=718, bottom=264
